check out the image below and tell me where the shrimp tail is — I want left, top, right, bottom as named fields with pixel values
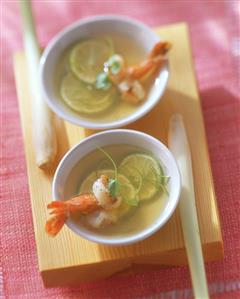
left=45, top=194, right=100, bottom=237
left=45, top=201, right=69, bottom=236
left=129, top=41, right=171, bottom=81
left=45, top=214, right=67, bottom=237
left=47, top=201, right=66, bottom=209
left=148, top=41, right=172, bottom=59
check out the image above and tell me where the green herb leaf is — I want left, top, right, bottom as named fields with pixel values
left=95, top=72, right=112, bottom=90
left=108, top=179, right=119, bottom=197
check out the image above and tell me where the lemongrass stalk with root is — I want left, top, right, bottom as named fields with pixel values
left=20, top=0, right=57, bottom=170
left=168, top=114, right=209, bottom=299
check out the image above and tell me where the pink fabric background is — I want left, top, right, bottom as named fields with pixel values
left=1, top=0, right=240, bottom=298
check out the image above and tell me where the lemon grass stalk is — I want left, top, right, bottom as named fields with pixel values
left=168, top=114, right=209, bottom=299
left=19, top=0, right=57, bottom=170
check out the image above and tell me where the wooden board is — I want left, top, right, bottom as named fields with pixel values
left=13, top=23, right=223, bottom=287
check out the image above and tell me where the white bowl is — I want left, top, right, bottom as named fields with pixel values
left=53, top=130, right=181, bottom=245
left=40, top=15, right=169, bottom=130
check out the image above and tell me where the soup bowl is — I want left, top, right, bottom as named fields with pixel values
left=52, top=130, right=181, bottom=245
left=40, top=15, right=169, bottom=130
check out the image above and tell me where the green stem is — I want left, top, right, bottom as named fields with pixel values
left=97, top=147, right=118, bottom=179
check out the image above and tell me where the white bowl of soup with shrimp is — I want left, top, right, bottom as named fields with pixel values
left=46, top=130, right=181, bottom=245
left=40, top=15, right=170, bottom=129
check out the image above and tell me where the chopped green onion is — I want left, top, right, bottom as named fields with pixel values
left=111, top=61, right=121, bottom=74
left=107, top=54, right=123, bottom=75
left=95, top=72, right=112, bottom=90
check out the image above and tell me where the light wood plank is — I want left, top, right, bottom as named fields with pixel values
left=13, top=22, right=223, bottom=287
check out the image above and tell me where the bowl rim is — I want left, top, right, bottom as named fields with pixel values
left=52, top=129, right=181, bottom=245
left=39, top=14, right=169, bottom=130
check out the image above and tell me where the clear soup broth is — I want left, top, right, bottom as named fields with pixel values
left=54, top=33, right=156, bottom=124
left=65, top=144, right=168, bottom=238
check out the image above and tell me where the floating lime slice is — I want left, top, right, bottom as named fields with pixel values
left=60, top=73, right=116, bottom=114
left=119, top=153, right=163, bottom=201
left=69, top=38, right=114, bottom=84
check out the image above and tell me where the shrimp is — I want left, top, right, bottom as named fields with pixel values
left=45, top=193, right=100, bottom=236
left=108, top=41, right=171, bottom=104
left=126, top=41, right=171, bottom=80
left=45, top=175, right=121, bottom=236
left=85, top=174, right=122, bottom=228
left=93, top=175, right=122, bottom=209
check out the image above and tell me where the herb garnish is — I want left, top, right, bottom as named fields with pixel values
left=96, top=148, right=170, bottom=206
left=97, top=147, right=139, bottom=205
left=107, top=55, right=122, bottom=74
left=97, top=147, right=119, bottom=198
left=108, top=179, right=119, bottom=197
left=95, top=72, right=112, bottom=90
left=121, top=162, right=170, bottom=197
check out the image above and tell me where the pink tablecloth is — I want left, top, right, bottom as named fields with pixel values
left=1, top=1, right=240, bottom=298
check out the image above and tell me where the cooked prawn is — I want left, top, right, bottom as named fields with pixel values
left=93, top=175, right=122, bottom=210
left=46, top=175, right=122, bottom=236
left=108, top=41, right=171, bottom=104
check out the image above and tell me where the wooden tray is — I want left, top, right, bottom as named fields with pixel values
left=13, top=22, right=223, bottom=287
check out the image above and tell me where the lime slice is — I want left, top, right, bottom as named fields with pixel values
left=119, top=154, right=163, bottom=201
left=79, top=169, right=136, bottom=218
left=60, top=73, right=116, bottom=114
left=69, top=38, right=114, bottom=84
